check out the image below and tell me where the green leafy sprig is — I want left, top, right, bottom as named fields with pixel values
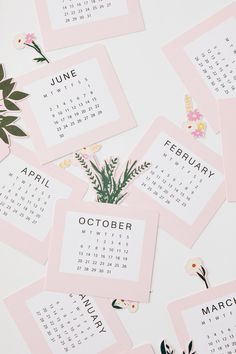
left=25, top=41, right=49, bottom=64
left=75, top=153, right=151, bottom=204
left=0, top=64, right=28, bottom=145
left=160, top=340, right=196, bottom=354
left=160, top=340, right=174, bottom=354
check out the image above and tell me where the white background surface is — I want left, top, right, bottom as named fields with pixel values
left=0, top=1, right=236, bottom=353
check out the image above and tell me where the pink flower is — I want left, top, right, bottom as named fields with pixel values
left=25, top=33, right=35, bottom=45
left=187, top=109, right=203, bottom=121
left=191, top=129, right=205, bottom=138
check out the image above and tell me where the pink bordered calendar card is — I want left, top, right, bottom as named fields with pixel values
left=4, top=278, right=132, bottom=354
left=218, top=98, right=236, bottom=201
left=125, top=345, right=154, bottom=354
left=0, top=143, right=87, bottom=263
left=18, top=45, right=136, bottom=164
left=168, top=280, right=236, bottom=354
left=163, top=2, right=236, bottom=132
left=125, top=117, right=225, bottom=247
left=45, top=200, right=158, bottom=302
left=34, top=0, right=145, bottom=51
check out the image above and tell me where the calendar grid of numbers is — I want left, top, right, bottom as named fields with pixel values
left=46, top=0, right=129, bottom=29
left=19, top=46, right=136, bottom=163
left=133, top=132, right=223, bottom=225
left=0, top=153, right=71, bottom=241
left=185, top=18, right=236, bottom=98
left=27, top=292, right=116, bottom=354
left=126, top=117, right=225, bottom=246
left=46, top=202, right=158, bottom=302
left=24, top=59, right=119, bottom=148
left=169, top=282, right=236, bottom=354
left=35, top=0, right=144, bottom=50
left=4, top=279, right=132, bottom=354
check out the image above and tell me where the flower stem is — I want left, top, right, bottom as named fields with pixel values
left=25, top=42, right=49, bottom=63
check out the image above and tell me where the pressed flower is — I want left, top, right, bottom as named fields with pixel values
left=112, top=299, right=139, bottom=312
left=25, top=33, right=35, bottom=45
left=58, top=159, right=72, bottom=169
left=197, top=121, right=206, bottom=131
left=187, top=109, right=203, bottom=121
left=185, top=258, right=203, bottom=275
left=185, top=257, right=209, bottom=289
left=79, top=143, right=102, bottom=158
left=191, top=129, right=205, bottom=138
left=13, top=33, right=26, bottom=49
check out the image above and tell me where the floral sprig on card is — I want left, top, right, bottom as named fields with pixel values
left=185, top=258, right=209, bottom=289
left=75, top=154, right=151, bottom=204
left=14, top=33, right=49, bottom=64
left=58, top=144, right=102, bottom=169
left=0, top=64, right=28, bottom=145
left=160, top=340, right=196, bottom=354
left=183, top=95, right=207, bottom=138
left=111, top=299, right=138, bottom=313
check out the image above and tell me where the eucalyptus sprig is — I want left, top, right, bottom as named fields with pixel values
left=75, top=153, right=150, bottom=204
left=0, top=64, right=28, bottom=145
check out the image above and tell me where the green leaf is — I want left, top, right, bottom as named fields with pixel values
left=160, top=341, right=167, bottom=354
left=4, top=125, right=27, bottom=137
left=9, top=91, right=29, bottom=100
left=188, top=341, right=193, bottom=354
left=3, top=99, right=19, bottom=111
left=0, top=116, right=18, bottom=126
left=33, top=57, right=46, bottom=62
left=111, top=300, right=122, bottom=310
left=3, top=82, right=15, bottom=98
left=0, top=127, right=9, bottom=144
left=0, top=64, right=4, bottom=82
left=32, top=41, right=41, bottom=52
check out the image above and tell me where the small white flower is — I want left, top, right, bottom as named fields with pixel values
left=182, top=121, right=197, bottom=133
left=185, top=258, right=203, bottom=275
left=13, top=33, right=26, bottom=49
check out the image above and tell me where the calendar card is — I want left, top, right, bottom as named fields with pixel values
left=34, top=0, right=144, bottom=51
left=45, top=200, right=158, bottom=302
left=218, top=98, right=236, bottom=202
left=125, top=117, right=225, bottom=247
left=18, top=45, right=136, bottom=163
left=4, top=278, right=132, bottom=354
left=125, top=345, right=154, bottom=353
left=0, top=143, right=87, bottom=263
left=163, top=2, right=236, bottom=132
left=168, top=280, right=236, bottom=354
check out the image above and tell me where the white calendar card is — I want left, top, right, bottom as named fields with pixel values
left=126, top=117, right=225, bottom=247
left=45, top=200, right=158, bottom=302
left=163, top=2, right=236, bottom=132
left=0, top=143, right=87, bottom=263
left=125, top=345, right=154, bottom=354
left=168, top=280, right=236, bottom=354
left=34, top=0, right=144, bottom=50
left=4, top=279, right=132, bottom=354
left=18, top=45, right=136, bottom=164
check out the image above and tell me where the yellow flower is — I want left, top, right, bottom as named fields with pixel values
left=197, top=122, right=206, bottom=131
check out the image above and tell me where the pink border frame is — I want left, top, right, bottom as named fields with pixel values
left=218, top=98, right=236, bottom=202
left=4, top=278, right=132, bottom=354
left=163, top=2, right=236, bottom=133
left=125, top=345, right=154, bottom=354
left=0, top=143, right=87, bottom=264
left=168, top=280, right=236, bottom=350
left=34, top=0, right=145, bottom=51
left=45, top=200, right=158, bottom=302
left=17, top=45, right=136, bottom=164
left=125, top=117, right=225, bottom=248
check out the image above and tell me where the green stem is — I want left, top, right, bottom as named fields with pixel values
left=25, top=42, right=49, bottom=63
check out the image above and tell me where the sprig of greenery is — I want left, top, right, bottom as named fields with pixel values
left=160, top=340, right=196, bottom=354
left=0, top=64, right=28, bottom=145
left=160, top=340, right=174, bottom=354
left=75, top=153, right=150, bottom=204
left=183, top=341, right=195, bottom=354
